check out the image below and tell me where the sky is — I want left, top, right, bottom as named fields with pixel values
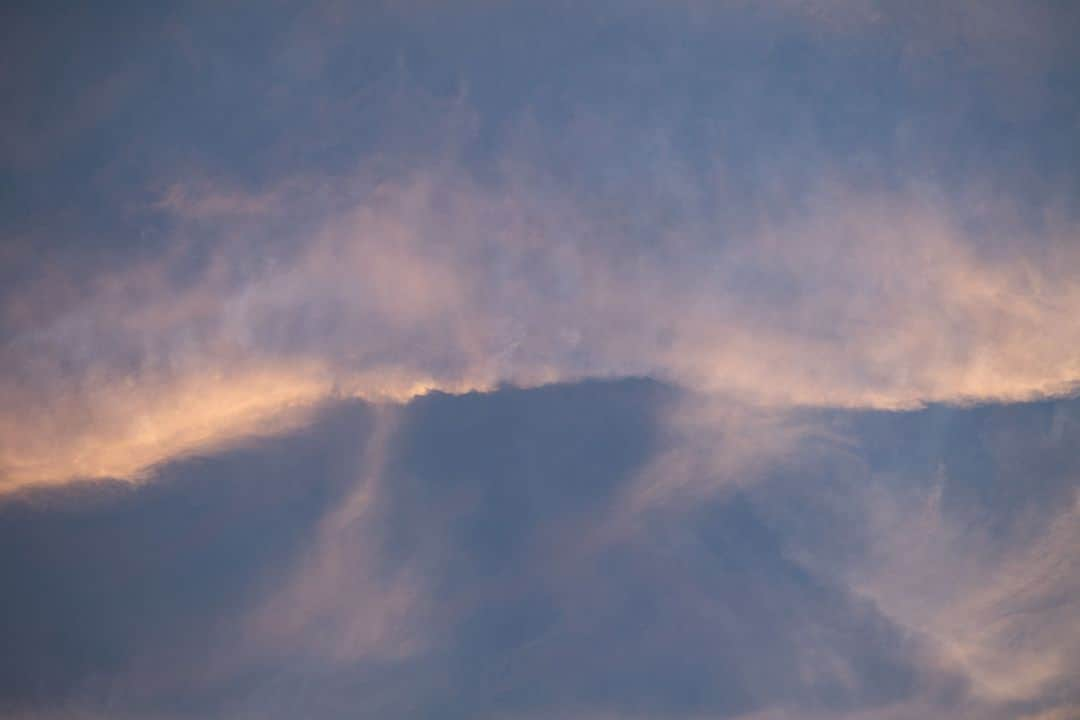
left=0, top=1, right=1078, bottom=718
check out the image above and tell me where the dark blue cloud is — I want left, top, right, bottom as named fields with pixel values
left=6, top=380, right=1073, bottom=719
left=0, top=400, right=374, bottom=714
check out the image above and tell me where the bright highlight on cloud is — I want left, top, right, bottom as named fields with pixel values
left=3, top=0, right=1080, bottom=491
left=2, top=166, right=1078, bottom=489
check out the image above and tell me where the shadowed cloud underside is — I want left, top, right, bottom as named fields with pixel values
left=0, top=381, right=1076, bottom=719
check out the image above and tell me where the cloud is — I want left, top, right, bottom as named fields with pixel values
left=3, top=158, right=1078, bottom=490
left=0, top=399, right=374, bottom=714
left=3, top=0, right=1079, bottom=491
left=248, top=404, right=426, bottom=666
left=848, top=448, right=1080, bottom=709
left=3, top=381, right=1075, bottom=719
left=744, top=396, right=1080, bottom=719
left=2, top=3, right=1078, bottom=719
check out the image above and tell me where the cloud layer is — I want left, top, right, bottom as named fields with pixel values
left=1, top=4, right=1078, bottom=718
left=3, top=1, right=1080, bottom=490
left=3, top=164, right=1079, bottom=489
left=1, top=381, right=1075, bottom=719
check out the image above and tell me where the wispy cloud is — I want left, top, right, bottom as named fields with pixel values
left=7, top=383, right=1074, bottom=718
left=3, top=0, right=1079, bottom=490
left=3, top=158, right=1078, bottom=490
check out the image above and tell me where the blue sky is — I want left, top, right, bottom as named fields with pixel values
left=1, top=2, right=1078, bottom=718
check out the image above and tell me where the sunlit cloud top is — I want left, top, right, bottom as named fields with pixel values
left=2, top=0, right=1079, bottom=491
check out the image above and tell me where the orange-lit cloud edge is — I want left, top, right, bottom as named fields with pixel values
left=2, top=166, right=1078, bottom=493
